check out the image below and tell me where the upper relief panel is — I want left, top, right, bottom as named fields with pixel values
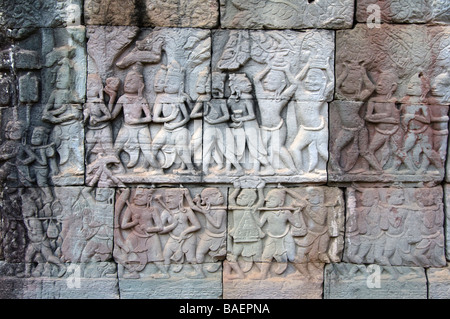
left=219, top=0, right=354, bottom=30
left=85, top=0, right=219, bottom=28
left=357, top=0, right=450, bottom=25
left=0, top=0, right=82, bottom=29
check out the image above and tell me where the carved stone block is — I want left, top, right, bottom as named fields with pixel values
left=356, top=0, right=450, bottom=24
left=324, top=263, right=427, bottom=299
left=87, top=27, right=210, bottom=185
left=223, top=262, right=323, bottom=299
left=444, top=185, right=450, bottom=260
left=85, top=0, right=219, bottom=27
left=219, top=0, right=354, bottom=29
left=428, top=265, right=450, bottom=299
left=114, top=187, right=227, bottom=280
left=210, top=30, right=334, bottom=181
left=344, top=187, right=446, bottom=268
left=226, top=186, right=344, bottom=281
left=329, top=100, right=449, bottom=183
left=0, top=0, right=82, bottom=29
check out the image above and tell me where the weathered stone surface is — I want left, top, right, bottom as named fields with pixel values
left=329, top=100, right=449, bottom=183
left=118, top=263, right=222, bottom=299
left=444, top=185, right=450, bottom=260
left=356, top=0, right=450, bottom=24
left=84, top=0, right=219, bottom=27
left=0, top=0, right=82, bottom=29
left=0, top=261, right=119, bottom=299
left=324, top=263, right=427, bottom=299
left=220, top=0, right=354, bottom=30
left=86, top=27, right=210, bottom=185
left=223, top=262, right=323, bottom=299
left=226, top=186, right=344, bottom=280
left=428, top=265, right=450, bottom=299
left=344, top=186, right=446, bottom=268
left=331, top=24, right=450, bottom=183
left=114, top=187, right=227, bottom=280
left=210, top=30, right=334, bottom=181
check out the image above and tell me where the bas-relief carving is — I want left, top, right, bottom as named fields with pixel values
left=86, top=28, right=210, bottom=185
left=0, top=186, right=116, bottom=279
left=219, top=0, right=354, bottom=29
left=114, top=187, right=227, bottom=280
left=356, top=0, right=450, bottom=24
left=0, top=1, right=82, bottom=28
left=209, top=30, right=334, bottom=182
left=344, top=187, right=446, bottom=268
left=331, top=25, right=450, bottom=183
left=225, top=185, right=344, bottom=281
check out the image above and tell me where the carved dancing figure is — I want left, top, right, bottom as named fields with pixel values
left=253, top=65, right=297, bottom=173
left=227, top=73, right=274, bottom=175
left=225, top=184, right=265, bottom=279
left=115, top=188, right=168, bottom=279
left=111, top=66, right=161, bottom=173
left=157, top=188, right=203, bottom=278
left=152, top=61, right=196, bottom=174
left=288, top=59, right=333, bottom=173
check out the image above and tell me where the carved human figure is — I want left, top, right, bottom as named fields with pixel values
left=157, top=188, right=203, bottom=278
left=227, top=73, right=274, bottom=175
left=225, top=185, right=265, bottom=279
left=257, top=188, right=303, bottom=279
left=152, top=62, right=196, bottom=174
left=115, top=187, right=168, bottom=279
left=288, top=60, right=333, bottom=173
left=80, top=187, right=114, bottom=263
left=0, top=120, right=34, bottom=187
left=381, top=189, right=412, bottom=266
left=412, top=188, right=445, bottom=267
left=429, top=72, right=450, bottom=160
left=42, top=58, right=84, bottom=177
left=347, top=189, right=388, bottom=264
left=253, top=65, right=297, bottom=173
left=364, top=71, right=405, bottom=173
left=336, top=59, right=375, bottom=101
left=187, top=188, right=227, bottom=277
left=400, top=73, right=442, bottom=174
left=330, top=101, right=377, bottom=174
left=292, top=187, right=338, bottom=277
left=111, top=67, right=161, bottom=173
left=84, top=74, right=115, bottom=163
left=24, top=126, right=58, bottom=206
left=20, top=217, right=66, bottom=278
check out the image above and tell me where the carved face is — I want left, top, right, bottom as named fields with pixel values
left=164, top=75, right=182, bottom=94
left=307, top=188, right=324, bottom=205
left=265, top=191, right=284, bottom=208
left=376, top=73, right=397, bottom=95
left=361, top=191, right=378, bottom=207
left=230, top=75, right=252, bottom=94
left=133, top=188, right=151, bottom=206
left=431, top=73, right=450, bottom=98
left=31, top=128, right=46, bottom=146
left=406, top=74, right=422, bottom=96
left=263, top=70, right=286, bottom=92
left=56, top=66, right=70, bottom=90
left=124, top=72, right=143, bottom=94
left=415, top=189, right=435, bottom=207
left=95, top=188, right=113, bottom=202
left=202, top=188, right=224, bottom=205
left=154, top=70, right=167, bottom=93
left=5, top=121, right=24, bottom=141
left=303, top=68, right=325, bottom=92
left=236, top=189, right=257, bottom=207
left=165, top=190, right=183, bottom=209
left=388, top=189, right=405, bottom=205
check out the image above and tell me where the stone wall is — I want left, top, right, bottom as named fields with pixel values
left=0, top=0, right=449, bottom=299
